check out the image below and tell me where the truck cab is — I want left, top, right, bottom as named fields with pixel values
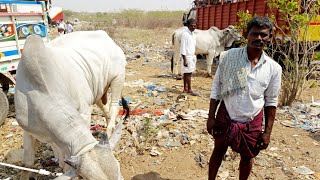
left=0, top=0, right=50, bottom=125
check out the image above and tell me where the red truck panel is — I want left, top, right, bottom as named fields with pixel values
left=195, top=0, right=287, bottom=35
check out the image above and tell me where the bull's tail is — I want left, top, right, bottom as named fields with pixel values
left=171, top=55, right=174, bottom=73
left=171, top=33, right=175, bottom=73
left=172, top=33, right=175, bottom=46
left=121, top=97, right=130, bottom=120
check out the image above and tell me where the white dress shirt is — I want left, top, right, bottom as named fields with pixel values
left=211, top=48, right=282, bottom=122
left=180, top=29, right=197, bottom=73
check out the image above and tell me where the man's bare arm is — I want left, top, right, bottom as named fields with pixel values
left=258, top=106, right=276, bottom=149
left=264, top=106, right=276, bottom=135
left=207, top=99, right=220, bottom=135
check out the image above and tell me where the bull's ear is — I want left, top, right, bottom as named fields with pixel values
left=228, top=25, right=234, bottom=29
left=224, top=28, right=230, bottom=34
left=109, top=118, right=124, bottom=150
left=65, top=156, right=80, bottom=169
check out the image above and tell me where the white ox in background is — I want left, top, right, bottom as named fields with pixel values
left=171, top=25, right=241, bottom=76
left=15, top=31, right=129, bottom=180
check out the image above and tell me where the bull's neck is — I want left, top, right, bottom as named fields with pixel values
left=220, top=34, right=232, bottom=46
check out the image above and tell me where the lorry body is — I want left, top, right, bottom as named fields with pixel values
left=184, top=0, right=320, bottom=42
left=0, top=0, right=50, bottom=125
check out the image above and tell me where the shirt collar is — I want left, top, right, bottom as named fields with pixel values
left=186, top=28, right=192, bottom=34
left=244, top=46, right=267, bottom=66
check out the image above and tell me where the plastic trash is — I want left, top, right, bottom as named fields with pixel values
left=158, top=140, right=182, bottom=148
left=146, top=85, right=156, bottom=90
left=8, top=88, right=15, bottom=93
left=154, top=97, right=165, bottom=106
left=118, top=109, right=163, bottom=116
left=154, top=86, right=167, bottom=92
left=157, top=74, right=172, bottom=78
left=118, top=97, right=131, bottom=106
left=218, top=170, right=229, bottom=180
left=293, top=165, right=315, bottom=175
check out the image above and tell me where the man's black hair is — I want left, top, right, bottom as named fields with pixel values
left=247, top=16, right=273, bottom=34
left=187, top=18, right=197, bottom=26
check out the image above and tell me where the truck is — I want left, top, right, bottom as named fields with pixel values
left=0, top=0, right=50, bottom=125
left=183, top=0, right=320, bottom=43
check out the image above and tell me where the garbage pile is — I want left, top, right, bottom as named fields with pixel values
left=279, top=99, right=320, bottom=132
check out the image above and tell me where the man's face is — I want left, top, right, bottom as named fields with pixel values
left=188, top=22, right=197, bottom=32
left=246, top=26, right=271, bottom=50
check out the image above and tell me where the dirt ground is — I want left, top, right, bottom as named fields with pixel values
left=0, top=27, right=320, bottom=180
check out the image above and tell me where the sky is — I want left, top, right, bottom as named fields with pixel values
left=53, top=0, right=195, bottom=12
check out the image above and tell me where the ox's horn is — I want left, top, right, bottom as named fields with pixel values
left=98, top=132, right=110, bottom=146
left=65, top=156, right=80, bottom=169
left=109, top=118, right=124, bottom=150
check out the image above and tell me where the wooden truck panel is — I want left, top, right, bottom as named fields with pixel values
left=194, top=0, right=296, bottom=38
left=0, top=1, right=48, bottom=73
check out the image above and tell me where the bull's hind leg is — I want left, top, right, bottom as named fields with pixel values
left=173, top=51, right=181, bottom=78
left=96, top=92, right=111, bottom=127
left=206, top=50, right=216, bottom=77
left=107, top=75, right=125, bottom=137
left=20, top=131, right=37, bottom=180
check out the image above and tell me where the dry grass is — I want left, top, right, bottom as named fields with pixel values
left=64, top=10, right=183, bottom=29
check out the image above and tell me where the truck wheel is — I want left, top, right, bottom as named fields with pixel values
left=0, top=89, right=9, bottom=126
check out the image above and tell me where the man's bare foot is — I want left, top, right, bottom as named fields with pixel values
left=188, top=91, right=200, bottom=96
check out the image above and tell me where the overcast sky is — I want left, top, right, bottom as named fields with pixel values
left=53, top=0, right=195, bottom=12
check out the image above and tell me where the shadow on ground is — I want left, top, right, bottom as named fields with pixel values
left=132, top=171, right=181, bottom=180
left=309, top=131, right=320, bottom=142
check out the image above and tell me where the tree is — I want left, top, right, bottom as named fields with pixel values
left=236, top=0, right=320, bottom=106
left=267, top=0, right=320, bottom=106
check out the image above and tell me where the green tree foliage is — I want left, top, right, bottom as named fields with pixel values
left=236, top=0, right=320, bottom=106
left=267, top=0, right=320, bottom=106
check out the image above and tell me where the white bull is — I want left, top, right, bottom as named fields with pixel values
left=15, top=31, right=129, bottom=180
left=171, top=25, right=241, bottom=76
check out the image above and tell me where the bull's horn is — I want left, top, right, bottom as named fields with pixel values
left=98, top=132, right=110, bottom=146
left=109, top=118, right=124, bottom=150
left=64, top=156, right=80, bottom=169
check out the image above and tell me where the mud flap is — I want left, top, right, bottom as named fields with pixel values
left=0, top=89, right=8, bottom=126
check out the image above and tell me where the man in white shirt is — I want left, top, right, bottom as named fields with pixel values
left=180, top=18, right=198, bottom=96
left=57, top=19, right=66, bottom=36
left=207, top=16, right=282, bottom=180
left=66, top=21, right=73, bottom=34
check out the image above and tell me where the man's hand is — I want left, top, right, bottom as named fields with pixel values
left=256, top=133, right=270, bottom=150
left=207, top=99, right=221, bottom=137
left=183, top=59, right=188, bottom=67
left=257, top=106, right=276, bottom=150
left=207, top=118, right=215, bottom=135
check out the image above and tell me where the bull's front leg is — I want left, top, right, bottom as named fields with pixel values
left=20, top=131, right=37, bottom=180
left=107, top=75, right=125, bottom=138
left=96, top=92, right=110, bottom=127
left=51, top=143, right=71, bottom=172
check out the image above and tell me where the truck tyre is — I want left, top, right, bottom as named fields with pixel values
left=0, top=89, right=9, bottom=126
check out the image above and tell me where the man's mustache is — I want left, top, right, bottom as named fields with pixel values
left=252, top=41, right=264, bottom=46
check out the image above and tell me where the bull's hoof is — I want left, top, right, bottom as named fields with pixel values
left=176, top=75, right=182, bottom=80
